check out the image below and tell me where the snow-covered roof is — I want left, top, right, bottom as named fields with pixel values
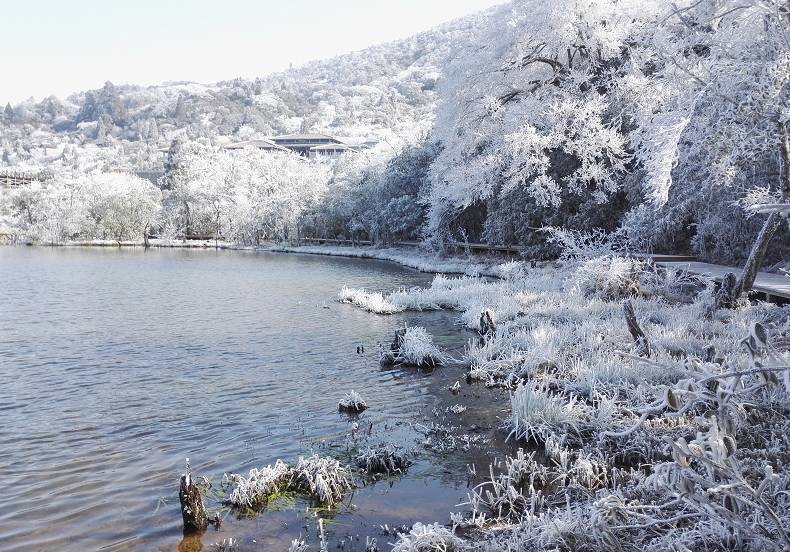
left=310, top=143, right=357, bottom=151
left=224, top=139, right=289, bottom=151
left=273, top=133, right=341, bottom=142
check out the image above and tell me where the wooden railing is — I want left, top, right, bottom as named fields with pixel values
left=298, top=237, right=698, bottom=261
left=0, top=169, right=53, bottom=188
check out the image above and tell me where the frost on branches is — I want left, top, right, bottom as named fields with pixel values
left=426, top=0, right=789, bottom=263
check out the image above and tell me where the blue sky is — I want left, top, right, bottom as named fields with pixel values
left=1, top=0, right=504, bottom=104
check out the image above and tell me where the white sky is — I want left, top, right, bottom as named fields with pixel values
left=1, top=0, right=504, bottom=104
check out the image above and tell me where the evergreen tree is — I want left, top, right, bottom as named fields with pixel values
left=4, top=103, right=14, bottom=122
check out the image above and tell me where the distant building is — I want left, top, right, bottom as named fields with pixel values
left=271, top=133, right=345, bottom=157
left=223, top=139, right=290, bottom=153
left=308, top=143, right=358, bottom=159
left=222, top=133, right=362, bottom=160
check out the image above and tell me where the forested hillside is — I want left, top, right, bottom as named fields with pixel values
left=0, top=12, right=482, bottom=169
left=1, top=0, right=788, bottom=269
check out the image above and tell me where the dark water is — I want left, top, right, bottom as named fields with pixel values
left=0, top=247, right=511, bottom=551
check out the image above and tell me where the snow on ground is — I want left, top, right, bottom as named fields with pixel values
left=315, top=244, right=790, bottom=551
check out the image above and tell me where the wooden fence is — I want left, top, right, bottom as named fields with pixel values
left=0, top=169, right=53, bottom=188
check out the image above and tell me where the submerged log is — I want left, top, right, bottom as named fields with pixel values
left=179, top=461, right=208, bottom=534
left=623, top=300, right=650, bottom=358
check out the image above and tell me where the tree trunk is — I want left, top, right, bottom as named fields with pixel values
left=735, top=213, right=782, bottom=297
left=735, top=122, right=790, bottom=298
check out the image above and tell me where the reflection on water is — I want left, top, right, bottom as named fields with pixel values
left=0, top=247, right=512, bottom=551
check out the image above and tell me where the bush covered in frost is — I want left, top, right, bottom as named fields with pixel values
left=570, top=256, right=643, bottom=300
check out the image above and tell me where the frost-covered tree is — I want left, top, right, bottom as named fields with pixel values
left=426, top=0, right=789, bottom=265
left=166, top=144, right=330, bottom=243
left=87, top=174, right=162, bottom=242
left=427, top=0, right=661, bottom=248
left=630, top=0, right=790, bottom=285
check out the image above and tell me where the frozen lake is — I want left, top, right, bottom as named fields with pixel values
left=0, top=247, right=509, bottom=551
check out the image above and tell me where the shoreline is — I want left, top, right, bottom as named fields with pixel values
left=264, top=244, right=533, bottom=279
left=3, top=239, right=534, bottom=279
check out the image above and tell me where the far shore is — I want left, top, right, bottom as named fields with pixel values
left=2, top=240, right=531, bottom=279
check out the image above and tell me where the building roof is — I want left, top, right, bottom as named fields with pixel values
left=310, top=143, right=358, bottom=152
left=273, top=133, right=343, bottom=142
left=224, top=139, right=289, bottom=152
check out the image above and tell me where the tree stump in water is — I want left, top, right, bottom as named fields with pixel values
left=479, top=310, right=496, bottom=342
left=179, top=464, right=208, bottom=535
left=391, top=328, right=406, bottom=351
left=623, top=300, right=650, bottom=358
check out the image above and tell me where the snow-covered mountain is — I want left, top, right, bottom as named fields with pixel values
left=0, top=11, right=485, bottom=161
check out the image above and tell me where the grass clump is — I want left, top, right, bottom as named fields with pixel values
left=391, top=522, right=462, bottom=552
left=355, top=445, right=412, bottom=475
left=507, top=383, right=589, bottom=444
left=290, top=455, right=353, bottom=507
left=570, top=256, right=642, bottom=300
left=226, top=460, right=291, bottom=510
left=339, top=286, right=404, bottom=314
left=225, top=454, right=353, bottom=511
left=382, top=325, right=445, bottom=368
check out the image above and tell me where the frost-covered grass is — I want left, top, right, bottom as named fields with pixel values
left=391, top=522, right=463, bottom=552
left=269, top=245, right=520, bottom=278
left=569, top=255, right=642, bottom=300
left=507, top=384, right=589, bottom=444
left=339, top=286, right=405, bottom=314
left=344, top=254, right=790, bottom=551
left=397, top=326, right=443, bottom=366
left=290, top=455, right=353, bottom=507
left=382, top=325, right=446, bottom=368
left=226, top=459, right=292, bottom=509
left=355, top=445, right=412, bottom=475
left=225, top=454, right=353, bottom=510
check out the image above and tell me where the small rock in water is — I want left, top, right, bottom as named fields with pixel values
left=449, top=381, right=461, bottom=394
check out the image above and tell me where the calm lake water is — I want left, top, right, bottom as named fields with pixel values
left=0, top=247, right=511, bottom=551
